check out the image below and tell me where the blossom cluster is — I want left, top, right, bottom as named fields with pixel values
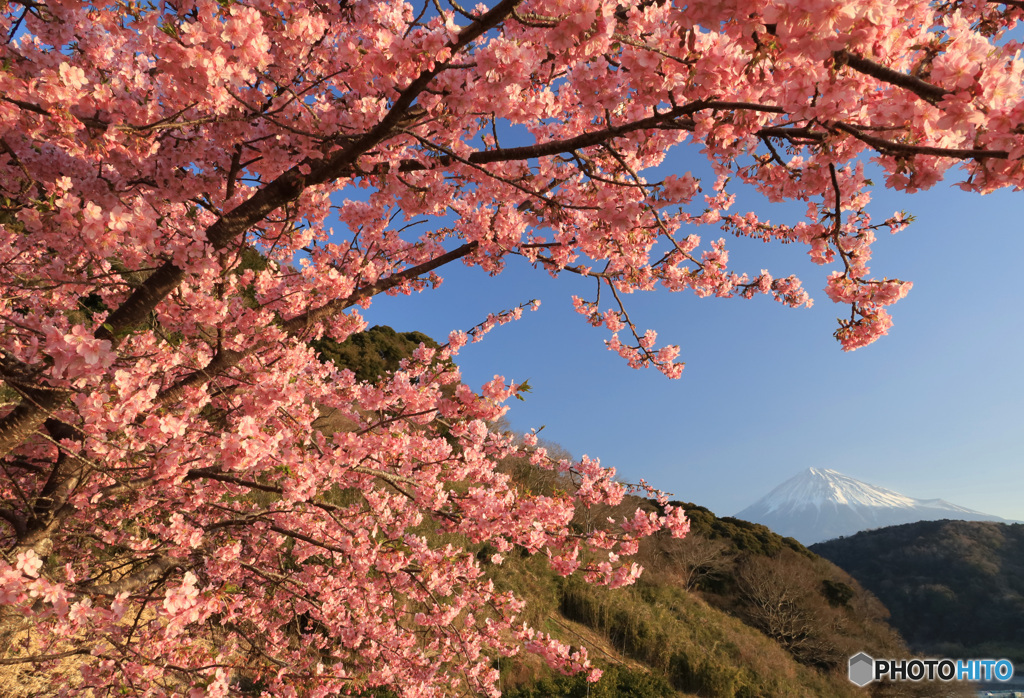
left=1, top=0, right=1022, bottom=694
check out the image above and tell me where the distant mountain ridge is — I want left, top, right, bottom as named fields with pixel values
left=736, top=468, right=1006, bottom=544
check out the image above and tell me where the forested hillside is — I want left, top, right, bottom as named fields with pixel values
left=813, top=520, right=1024, bottom=663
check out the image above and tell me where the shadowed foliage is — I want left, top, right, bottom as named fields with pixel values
left=311, top=325, right=440, bottom=383
left=812, top=520, right=1024, bottom=663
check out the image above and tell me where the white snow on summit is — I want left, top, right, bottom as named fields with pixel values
left=736, top=468, right=1005, bottom=544
left=759, top=468, right=919, bottom=513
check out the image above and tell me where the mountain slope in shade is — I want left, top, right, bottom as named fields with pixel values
left=735, top=468, right=1006, bottom=544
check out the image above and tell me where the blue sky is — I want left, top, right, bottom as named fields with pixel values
left=360, top=151, right=1024, bottom=522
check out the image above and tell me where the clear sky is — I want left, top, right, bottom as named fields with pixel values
left=359, top=148, right=1024, bottom=522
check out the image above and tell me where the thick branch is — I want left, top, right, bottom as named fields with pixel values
left=834, top=122, right=1009, bottom=159
left=0, top=387, right=67, bottom=465
left=836, top=51, right=950, bottom=105
left=464, top=103, right=705, bottom=165
left=387, top=110, right=816, bottom=174
left=0, top=507, right=26, bottom=537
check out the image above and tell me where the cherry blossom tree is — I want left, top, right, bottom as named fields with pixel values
left=0, top=0, right=1022, bottom=694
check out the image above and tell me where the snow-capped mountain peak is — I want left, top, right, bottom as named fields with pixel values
left=757, top=468, right=919, bottom=513
left=736, top=468, right=1005, bottom=544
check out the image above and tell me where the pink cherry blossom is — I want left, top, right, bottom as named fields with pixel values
left=1, top=0, right=1022, bottom=693
left=15, top=550, right=42, bottom=578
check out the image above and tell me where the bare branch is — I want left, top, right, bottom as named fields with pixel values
left=84, top=555, right=182, bottom=596
left=0, top=649, right=90, bottom=666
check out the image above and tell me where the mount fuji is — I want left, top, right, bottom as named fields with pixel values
left=735, top=468, right=1007, bottom=545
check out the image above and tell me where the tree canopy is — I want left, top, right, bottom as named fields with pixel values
left=0, top=0, right=1022, bottom=694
